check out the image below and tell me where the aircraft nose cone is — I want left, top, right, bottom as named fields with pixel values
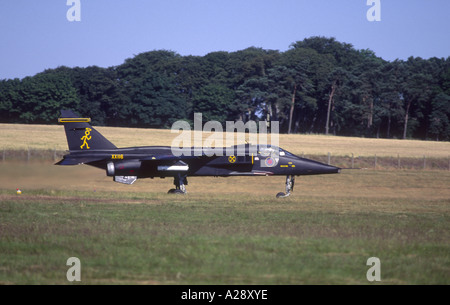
left=295, top=158, right=340, bottom=175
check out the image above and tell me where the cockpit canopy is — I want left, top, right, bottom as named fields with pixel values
left=258, top=145, right=296, bottom=157
left=229, top=144, right=297, bottom=158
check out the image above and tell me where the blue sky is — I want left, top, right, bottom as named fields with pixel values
left=1, top=0, right=449, bottom=80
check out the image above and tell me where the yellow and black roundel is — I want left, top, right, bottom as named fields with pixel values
left=228, top=155, right=236, bottom=163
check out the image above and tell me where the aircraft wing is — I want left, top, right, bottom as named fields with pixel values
left=139, top=154, right=206, bottom=162
left=55, top=156, right=106, bottom=165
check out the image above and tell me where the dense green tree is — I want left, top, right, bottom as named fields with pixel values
left=291, top=36, right=360, bottom=70
left=429, top=92, right=450, bottom=140
left=0, top=78, right=22, bottom=122
left=192, top=84, right=236, bottom=123
left=375, top=61, right=405, bottom=138
left=0, top=37, right=448, bottom=140
left=0, top=72, right=79, bottom=124
left=324, top=67, right=350, bottom=135
left=400, top=57, right=435, bottom=139
left=123, top=70, right=186, bottom=128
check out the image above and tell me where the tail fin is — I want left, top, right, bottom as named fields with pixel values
left=59, top=110, right=117, bottom=151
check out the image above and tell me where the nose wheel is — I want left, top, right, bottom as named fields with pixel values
left=276, top=175, right=295, bottom=198
left=168, top=174, right=187, bottom=194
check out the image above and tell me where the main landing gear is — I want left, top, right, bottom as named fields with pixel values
left=168, top=174, right=188, bottom=194
left=276, top=175, right=295, bottom=198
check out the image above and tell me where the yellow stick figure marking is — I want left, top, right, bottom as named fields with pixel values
left=80, top=128, right=92, bottom=149
left=228, top=155, right=236, bottom=163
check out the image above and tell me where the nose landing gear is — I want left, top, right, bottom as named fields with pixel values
left=168, top=174, right=188, bottom=194
left=276, top=175, right=295, bottom=198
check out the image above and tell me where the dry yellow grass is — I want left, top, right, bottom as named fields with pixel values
left=1, top=123, right=449, bottom=158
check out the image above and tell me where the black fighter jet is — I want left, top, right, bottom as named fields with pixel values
left=56, top=110, right=340, bottom=197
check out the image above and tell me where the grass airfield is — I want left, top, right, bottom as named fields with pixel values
left=0, top=161, right=449, bottom=284
left=0, top=123, right=449, bottom=284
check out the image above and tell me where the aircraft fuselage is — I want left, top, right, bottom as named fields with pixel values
left=61, top=144, right=340, bottom=179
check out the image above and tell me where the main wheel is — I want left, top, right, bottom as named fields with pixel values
left=276, top=192, right=289, bottom=198
left=168, top=189, right=185, bottom=194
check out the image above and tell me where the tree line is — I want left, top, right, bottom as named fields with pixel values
left=1, top=37, right=449, bottom=141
